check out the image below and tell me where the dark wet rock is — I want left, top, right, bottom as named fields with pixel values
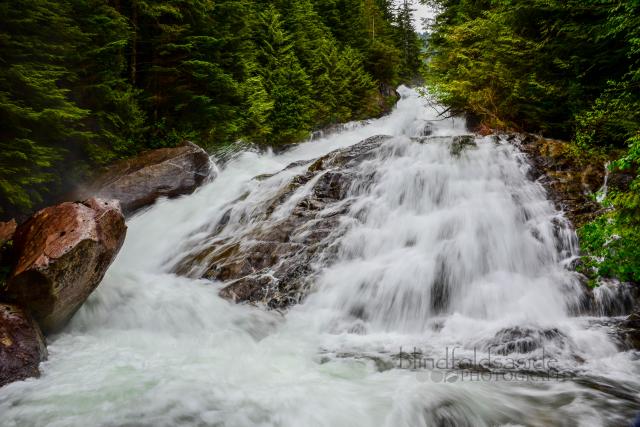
left=0, top=303, right=47, bottom=387
left=506, top=134, right=640, bottom=302
left=504, top=133, right=640, bottom=297
left=424, top=399, right=479, bottom=427
left=592, top=311, right=640, bottom=351
left=3, top=198, right=126, bottom=333
left=564, top=256, right=583, bottom=272
left=567, top=281, right=599, bottom=317
left=450, top=135, right=477, bottom=156
left=329, top=352, right=395, bottom=372
left=573, top=375, right=640, bottom=409
left=465, top=113, right=482, bottom=133
left=619, top=312, right=640, bottom=350
left=572, top=279, right=640, bottom=318
left=76, top=141, right=212, bottom=216
left=0, top=220, right=16, bottom=247
left=419, top=122, right=433, bottom=137
left=430, top=255, right=451, bottom=314
left=416, top=135, right=456, bottom=145
left=591, top=280, right=639, bottom=317
left=173, top=135, right=392, bottom=308
left=509, top=134, right=610, bottom=228
left=608, top=169, right=636, bottom=192
left=482, top=326, right=569, bottom=355
left=253, top=160, right=315, bottom=183
left=0, top=220, right=17, bottom=286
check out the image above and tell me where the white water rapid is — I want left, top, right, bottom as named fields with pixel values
left=1, top=87, right=639, bottom=426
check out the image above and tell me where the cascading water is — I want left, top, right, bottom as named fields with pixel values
left=1, top=87, right=639, bottom=427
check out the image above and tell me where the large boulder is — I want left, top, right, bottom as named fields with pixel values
left=0, top=303, right=47, bottom=387
left=4, top=198, right=126, bottom=334
left=78, top=141, right=212, bottom=215
left=173, top=135, right=391, bottom=308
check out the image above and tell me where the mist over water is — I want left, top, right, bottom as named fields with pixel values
left=1, top=87, right=639, bottom=427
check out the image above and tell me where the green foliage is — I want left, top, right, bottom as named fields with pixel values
left=312, top=43, right=378, bottom=124
left=0, top=0, right=421, bottom=218
left=394, top=0, right=423, bottom=80
left=70, top=0, right=146, bottom=165
left=254, top=6, right=313, bottom=143
left=0, top=0, right=88, bottom=216
left=578, top=212, right=640, bottom=284
left=575, top=82, right=640, bottom=150
left=425, top=0, right=638, bottom=137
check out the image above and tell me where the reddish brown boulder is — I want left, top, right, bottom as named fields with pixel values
left=4, top=198, right=126, bottom=333
left=0, top=219, right=16, bottom=247
left=0, top=303, right=47, bottom=387
left=78, top=141, right=212, bottom=215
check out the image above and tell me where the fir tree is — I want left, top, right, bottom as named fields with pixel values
left=0, top=0, right=87, bottom=216
left=255, top=6, right=312, bottom=143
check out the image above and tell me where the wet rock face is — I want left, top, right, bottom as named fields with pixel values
left=619, top=312, right=640, bottom=350
left=174, top=135, right=391, bottom=308
left=482, top=326, right=570, bottom=356
left=4, top=198, right=126, bottom=333
left=78, top=141, right=212, bottom=216
left=590, top=280, right=639, bottom=317
left=0, top=304, right=47, bottom=387
left=449, top=135, right=477, bottom=156
left=509, top=134, right=607, bottom=228
left=506, top=133, right=640, bottom=316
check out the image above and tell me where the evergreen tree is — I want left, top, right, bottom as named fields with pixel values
left=255, top=6, right=312, bottom=143
left=69, top=0, right=146, bottom=166
left=395, top=0, right=422, bottom=79
left=0, top=0, right=87, bottom=217
left=313, top=41, right=377, bottom=123
left=128, top=0, right=248, bottom=146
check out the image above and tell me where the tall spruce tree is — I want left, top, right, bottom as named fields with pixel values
left=395, top=0, right=422, bottom=79
left=255, top=6, right=312, bottom=143
left=0, top=0, right=87, bottom=216
left=69, top=0, right=145, bottom=166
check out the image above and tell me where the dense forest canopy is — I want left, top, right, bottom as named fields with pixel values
left=424, top=0, right=640, bottom=282
left=0, top=0, right=422, bottom=219
left=425, top=0, right=639, bottom=142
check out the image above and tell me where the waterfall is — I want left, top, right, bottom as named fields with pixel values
left=1, top=87, right=638, bottom=427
